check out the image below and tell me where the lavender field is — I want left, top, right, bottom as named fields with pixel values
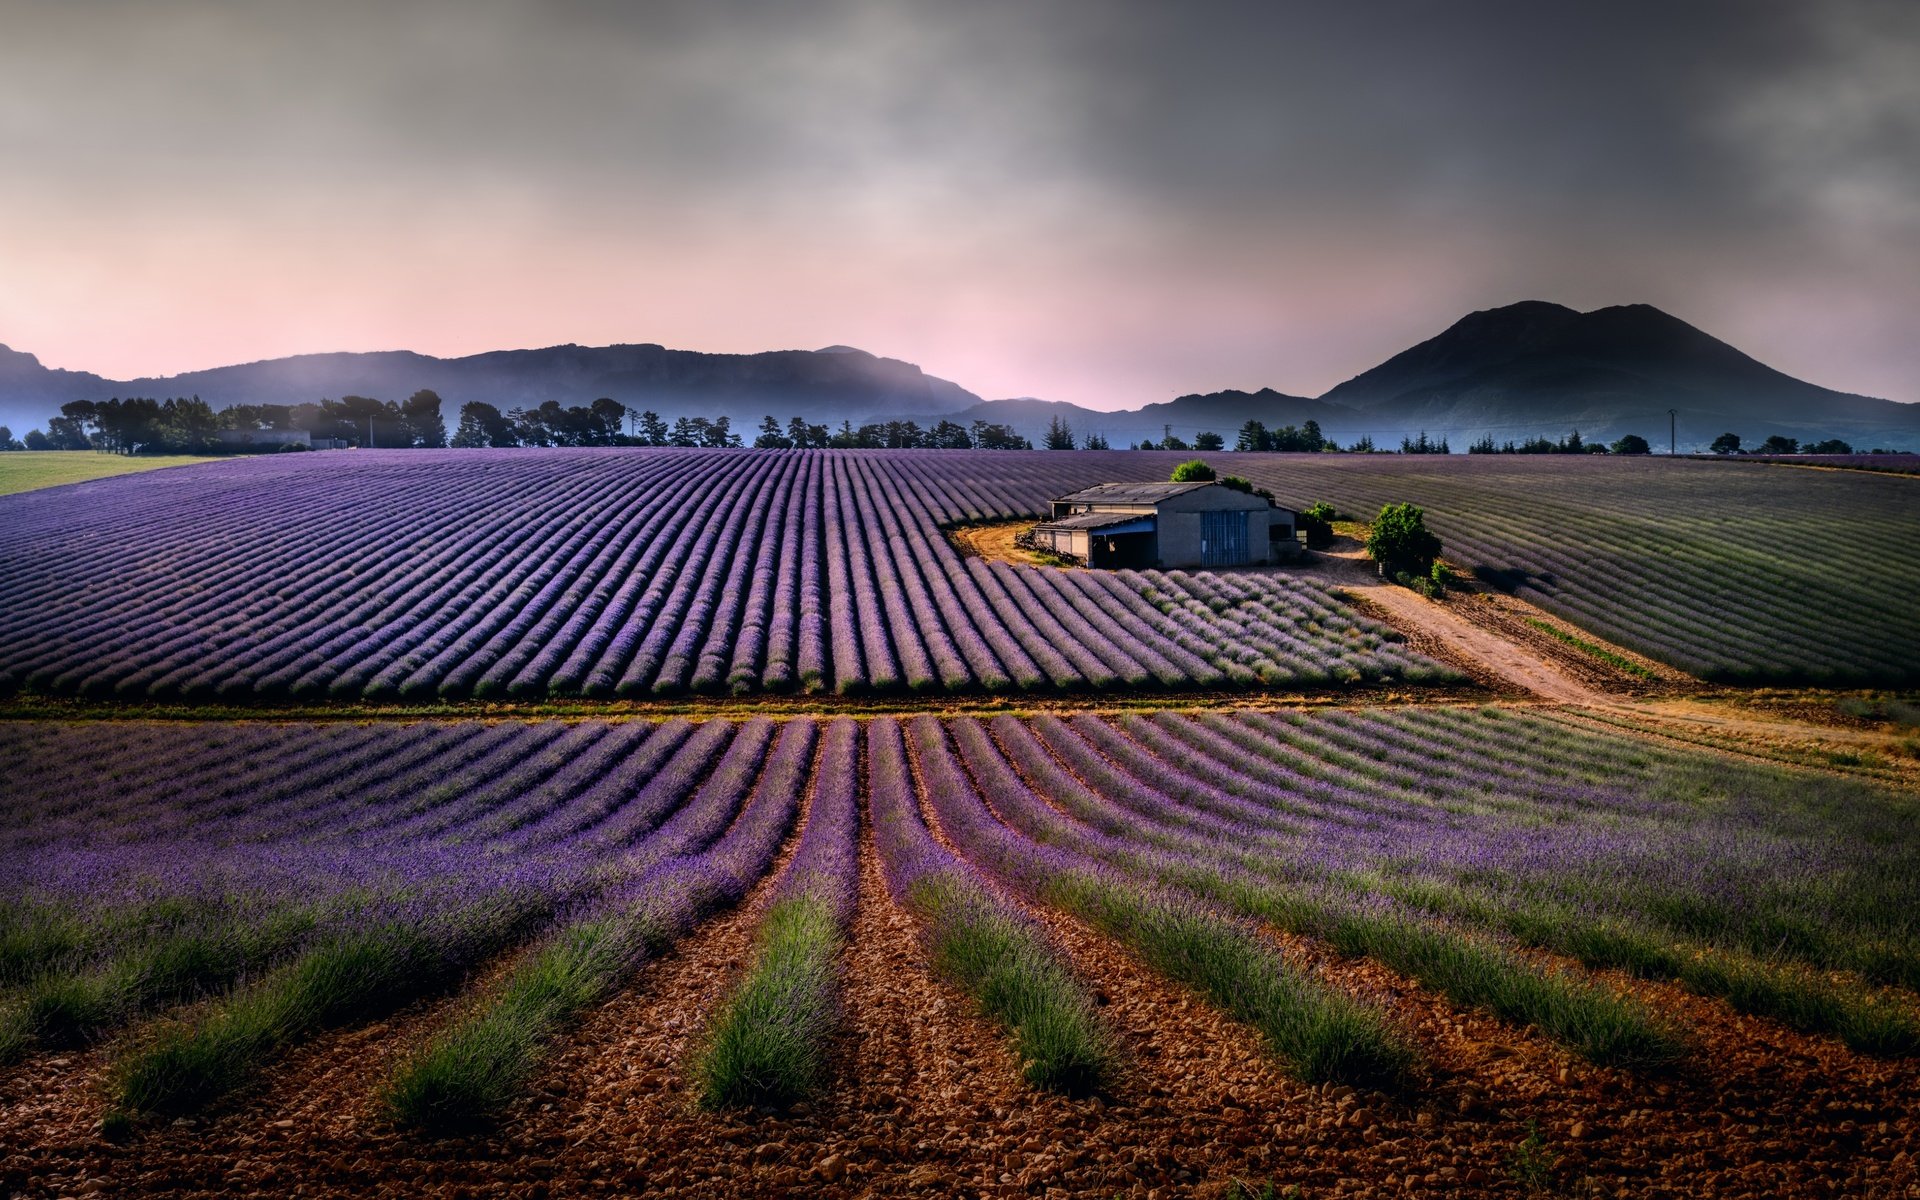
left=1215, top=454, right=1920, bottom=685
left=0, top=450, right=1448, bottom=701
left=5, top=710, right=1916, bottom=1107
left=3, top=448, right=1914, bottom=705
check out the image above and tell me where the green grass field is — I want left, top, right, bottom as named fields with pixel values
left=0, top=452, right=219, bottom=496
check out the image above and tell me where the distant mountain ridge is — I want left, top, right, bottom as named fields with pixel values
left=1315, top=301, right=1916, bottom=447
left=0, top=342, right=980, bottom=437
left=2, top=302, right=1914, bottom=449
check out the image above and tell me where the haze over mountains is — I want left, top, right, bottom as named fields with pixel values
left=2, top=302, right=1914, bottom=451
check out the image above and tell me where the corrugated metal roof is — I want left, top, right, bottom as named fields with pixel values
left=1053, top=481, right=1213, bottom=504
left=1035, top=511, right=1158, bottom=533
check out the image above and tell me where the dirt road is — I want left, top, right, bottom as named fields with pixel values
left=1297, top=546, right=1612, bottom=704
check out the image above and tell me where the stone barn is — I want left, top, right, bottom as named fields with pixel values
left=1031, top=481, right=1299, bottom=569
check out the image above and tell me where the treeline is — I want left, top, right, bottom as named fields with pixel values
left=751, top=415, right=1031, bottom=450
left=453, top=409, right=1041, bottom=450
left=1708, top=433, right=1890, bottom=455
left=1467, top=430, right=1649, bottom=455
left=14, top=394, right=452, bottom=455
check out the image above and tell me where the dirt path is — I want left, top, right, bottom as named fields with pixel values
left=946, top=520, right=1061, bottom=568
left=1297, top=546, right=1612, bottom=704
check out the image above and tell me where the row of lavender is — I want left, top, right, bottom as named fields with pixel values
left=0, top=450, right=1452, bottom=700
left=6, top=709, right=1914, bottom=1107
left=6, top=709, right=1912, bottom=987
left=1192, top=454, right=1920, bottom=684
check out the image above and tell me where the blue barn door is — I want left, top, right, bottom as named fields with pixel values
left=1200, top=511, right=1247, bottom=566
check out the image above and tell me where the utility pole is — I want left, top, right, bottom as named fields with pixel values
left=1164, top=423, right=1172, bottom=446
left=368, top=415, right=375, bottom=450
left=1668, top=408, right=1677, bottom=456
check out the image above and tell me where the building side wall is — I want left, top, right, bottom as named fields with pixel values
left=1158, top=508, right=1276, bottom=568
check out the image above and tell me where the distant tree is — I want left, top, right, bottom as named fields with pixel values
left=44, top=414, right=92, bottom=450
left=402, top=390, right=449, bottom=447
left=587, top=398, right=628, bottom=445
left=1610, top=434, right=1651, bottom=455
left=781, top=416, right=829, bottom=449
left=971, top=420, right=1029, bottom=450
left=1137, top=439, right=1156, bottom=450
left=451, top=401, right=518, bottom=448
left=1235, top=420, right=1269, bottom=452
left=658, top=416, right=740, bottom=448
left=0, top=426, right=20, bottom=451
left=1298, top=501, right=1337, bottom=550
left=1366, top=502, right=1442, bottom=576
left=1302, top=420, right=1325, bottom=452
left=1169, top=459, right=1216, bottom=482
left=23, top=428, right=51, bottom=451
left=320, top=395, right=405, bottom=447
left=1161, top=433, right=1190, bottom=452
left=1043, top=415, right=1076, bottom=450
left=1468, top=435, right=1498, bottom=454
left=928, top=419, right=972, bottom=449
left=1807, top=438, right=1853, bottom=454
left=156, top=396, right=219, bottom=452
left=1709, top=432, right=1742, bottom=455
left=1194, top=430, right=1225, bottom=452
left=637, top=410, right=670, bottom=447
left=1350, top=435, right=1376, bottom=453
left=1083, top=432, right=1110, bottom=450
left=755, top=415, right=793, bottom=449
left=1399, top=431, right=1448, bottom=455
left=1760, top=434, right=1799, bottom=454
left=89, top=398, right=165, bottom=454
left=1561, top=429, right=1585, bottom=454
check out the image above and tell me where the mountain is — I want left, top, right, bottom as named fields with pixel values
left=0, top=346, right=113, bottom=433
left=934, top=390, right=1352, bottom=446
left=1318, top=301, right=1920, bottom=448
left=0, top=342, right=980, bottom=436
left=4, top=302, right=1913, bottom=450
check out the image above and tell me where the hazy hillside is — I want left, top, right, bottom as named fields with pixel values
left=1318, top=301, right=1920, bottom=448
left=0, top=342, right=980, bottom=436
left=927, top=303, right=1920, bottom=450
left=5, top=302, right=1914, bottom=449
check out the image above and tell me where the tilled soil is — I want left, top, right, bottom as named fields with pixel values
left=3, top=841, right=1917, bottom=1199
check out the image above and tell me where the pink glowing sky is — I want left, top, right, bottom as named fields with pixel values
left=2, top=1, right=1916, bottom=407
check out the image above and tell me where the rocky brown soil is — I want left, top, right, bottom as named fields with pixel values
left=2, top=831, right=1916, bottom=1199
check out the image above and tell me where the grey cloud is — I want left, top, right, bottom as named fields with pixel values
left=0, top=0, right=1915, bottom=401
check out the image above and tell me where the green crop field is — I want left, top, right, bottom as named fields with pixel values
left=0, top=452, right=219, bottom=496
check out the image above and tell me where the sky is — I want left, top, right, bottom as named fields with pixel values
left=1, top=0, right=1916, bottom=408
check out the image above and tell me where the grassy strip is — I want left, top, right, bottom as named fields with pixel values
left=968, top=719, right=1664, bottom=1071
left=1097, top=850, right=1684, bottom=1070
left=381, top=919, right=639, bottom=1130
left=113, top=926, right=449, bottom=1117
left=918, top=717, right=1411, bottom=1088
left=1391, top=879, right=1920, bottom=1056
left=1049, top=873, right=1413, bottom=1088
left=907, top=874, right=1113, bottom=1095
left=1523, top=617, right=1656, bottom=678
left=0, top=451, right=220, bottom=497
left=1277, top=896, right=1683, bottom=1068
left=0, top=911, right=318, bottom=1064
left=697, top=897, right=843, bottom=1107
left=110, top=893, right=544, bottom=1120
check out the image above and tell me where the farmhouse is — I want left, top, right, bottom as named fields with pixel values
left=1032, top=481, right=1299, bottom=569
